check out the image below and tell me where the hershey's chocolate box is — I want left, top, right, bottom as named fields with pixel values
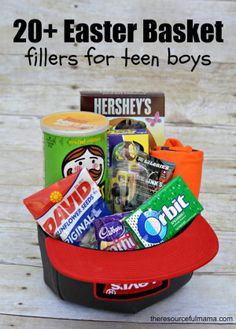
left=80, top=92, right=165, bottom=147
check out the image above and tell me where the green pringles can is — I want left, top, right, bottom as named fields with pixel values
left=40, top=111, right=109, bottom=200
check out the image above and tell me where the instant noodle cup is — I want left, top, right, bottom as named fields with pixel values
left=41, top=112, right=109, bottom=200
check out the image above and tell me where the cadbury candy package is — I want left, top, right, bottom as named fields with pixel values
left=23, top=168, right=111, bottom=247
left=94, top=212, right=138, bottom=251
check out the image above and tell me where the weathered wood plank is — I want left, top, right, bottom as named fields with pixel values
left=201, top=160, right=236, bottom=193
left=199, top=193, right=236, bottom=232
left=0, top=314, right=234, bottom=329
left=0, top=190, right=235, bottom=232
left=0, top=150, right=44, bottom=186
left=1, top=0, right=235, bottom=64
left=0, top=65, right=235, bottom=126
left=0, top=227, right=41, bottom=267
left=0, top=115, right=235, bottom=158
left=0, top=127, right=236, bottom=192
left=0, top=130, right=234, bottom=209
left=0, top=149, right=235, bottom=193
left=0, top=264, right=234, bottom=323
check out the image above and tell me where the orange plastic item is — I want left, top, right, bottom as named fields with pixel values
left=150, top=139, right=204, bottom=199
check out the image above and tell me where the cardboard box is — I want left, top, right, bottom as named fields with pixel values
left=80, top=92, right=165, bottom=147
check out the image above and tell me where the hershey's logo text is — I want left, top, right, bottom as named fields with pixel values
left=94, top=97, right=152, bottom=116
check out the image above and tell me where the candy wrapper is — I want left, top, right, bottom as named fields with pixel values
left=23, top=168, right=111, bottom=247
left=94, top=212, right=138, bottom=251
left=124, top=176, right=204, bottom=249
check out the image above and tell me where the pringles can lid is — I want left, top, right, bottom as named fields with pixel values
left=40, top=111, right=109, bottom=136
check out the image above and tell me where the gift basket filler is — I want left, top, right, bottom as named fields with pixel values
left=24, top=92, right=218, bottom=313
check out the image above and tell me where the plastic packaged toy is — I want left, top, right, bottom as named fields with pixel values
left=107, top=128, right=149, bottom=167
left=110, top=142, right=141, bottom=213
left=135, top=151, right=175, bottom=202
left=109, top=142, right=175, bottom=213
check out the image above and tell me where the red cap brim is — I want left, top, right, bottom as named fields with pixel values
left=46, top=214, right=219, bottom=284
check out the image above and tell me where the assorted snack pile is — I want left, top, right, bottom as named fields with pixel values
left=24, top=92, right=204, bottom=252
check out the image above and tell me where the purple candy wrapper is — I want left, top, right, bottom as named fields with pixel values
left=94, top=212, right=138, bottom=251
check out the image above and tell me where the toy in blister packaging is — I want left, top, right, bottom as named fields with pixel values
left=111, top=170, right=137, bottom=213
left=23, top=168, right=111, bottom=247
left=135, top=152, right=175, bottom=203
left=109, top=141, right=176, bottom=213
left=107, top=128, right=149, bottom=167
left=110, top=142, right=141, bottom=213
left=94, top=212, right=139, bottom=251
left=124, top=176, right=204, bottom=248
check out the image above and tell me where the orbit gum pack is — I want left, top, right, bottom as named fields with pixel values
left=23, top=168, right=111, bottom=247
left=124, top=176, right=204, bottom=248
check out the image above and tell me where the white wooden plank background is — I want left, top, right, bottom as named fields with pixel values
left=0, top=0, right=235, bottom=328
left=1, top=0, right=236, bottom=63
left=1, top=315, right=234, bottom=329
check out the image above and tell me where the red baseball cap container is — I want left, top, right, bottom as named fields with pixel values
left=37, top=214, right=218, bottom=313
